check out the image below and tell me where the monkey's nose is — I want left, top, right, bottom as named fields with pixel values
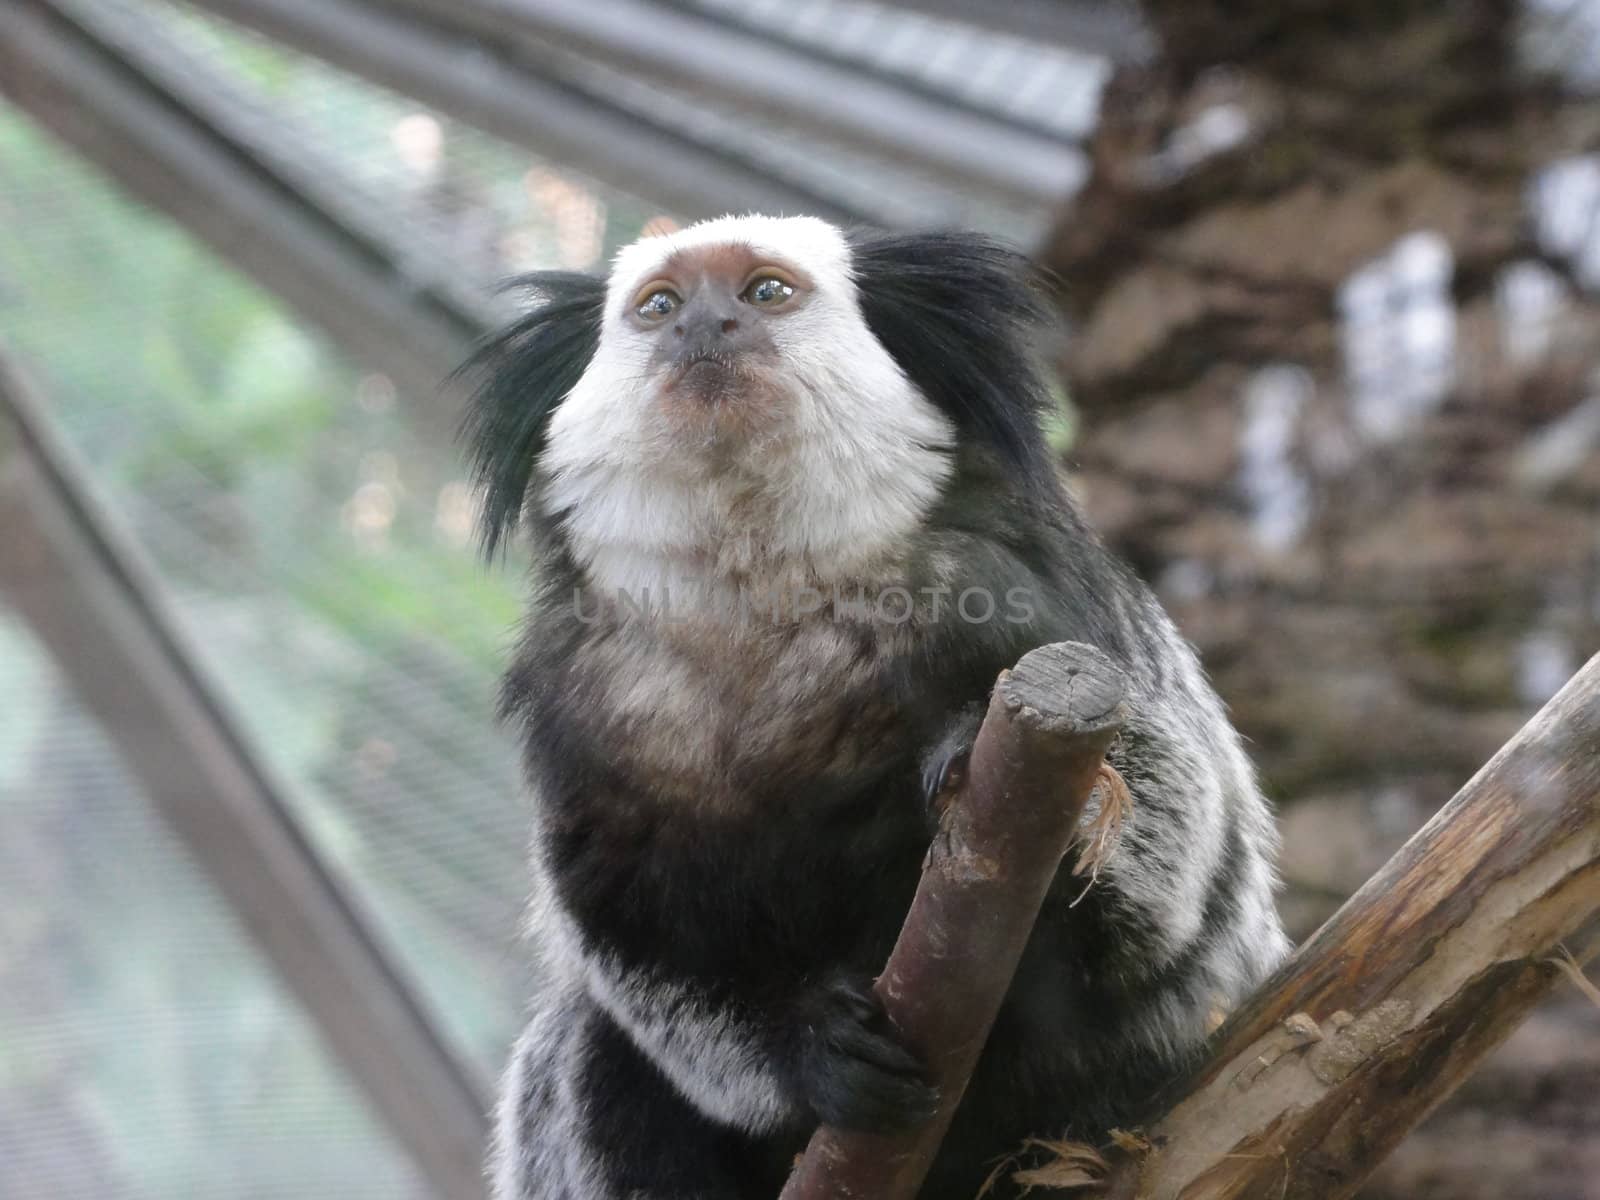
left=669, top=303, right=758, bottom=366
left=673, top=304, right=739, bottom=338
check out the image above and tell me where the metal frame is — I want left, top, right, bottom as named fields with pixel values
left=870, top=0, right=1155, bottom=62
left=377, top=0, right=1087, bottom=205
left=0, top=351, right=491, bottom=1200
left=179, top=0, right=870, bottom=224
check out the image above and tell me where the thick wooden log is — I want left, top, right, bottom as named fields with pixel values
left=781, top=641, right=1128, bottom=1200
left=1104, top=651, right=1600, bottom=1200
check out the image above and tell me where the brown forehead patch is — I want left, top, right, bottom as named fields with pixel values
left=659, top=242, right=814, bottom=288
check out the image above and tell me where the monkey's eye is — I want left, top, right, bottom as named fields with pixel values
left=636, top=288, right=680, bottom=321
left=743, top=277, right=795, bottom=307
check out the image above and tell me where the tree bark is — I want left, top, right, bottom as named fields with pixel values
left=1043, top=6, right=1600, bottom=1193
left=1100, top=649, right=1600, bottom=1200
left=1045, top=0, right=1599, bottom=901
left=781, top=642, right=1127, bottom=1200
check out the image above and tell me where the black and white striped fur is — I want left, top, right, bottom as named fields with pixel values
left=466, top=216, right=1289, bottom=1199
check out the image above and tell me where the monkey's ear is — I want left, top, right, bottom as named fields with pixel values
left=847, top=230, right=1057, bottom=482
left=456, top=272, right=606, bottom=558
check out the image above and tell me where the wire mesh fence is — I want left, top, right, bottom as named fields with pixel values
left=0, top=614, right=432, bottom=1200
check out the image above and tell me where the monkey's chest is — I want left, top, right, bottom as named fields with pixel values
left=572, top=616, right=920, bottom=811
left=530, top=611, right=965, bottom=980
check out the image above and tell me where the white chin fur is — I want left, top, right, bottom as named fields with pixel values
left=539, top=215, right=955, bottom=595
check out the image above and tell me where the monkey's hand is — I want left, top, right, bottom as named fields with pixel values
left=788, top=973, right=938, bottom=1134
left=919, top=704, right=985, bottom=818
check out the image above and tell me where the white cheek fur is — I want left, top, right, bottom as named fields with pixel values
left=539, top=215, right=956, bottom=594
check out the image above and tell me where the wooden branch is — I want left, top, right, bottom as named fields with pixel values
left=1103, top=650, right=1600, bottom=1200
left=781, top=641, right=1128, bottom=1200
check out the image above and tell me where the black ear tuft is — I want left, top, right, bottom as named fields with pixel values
left=846, top=230, right=1059, bottom=482
left=456, top=272, right=606, bottom=558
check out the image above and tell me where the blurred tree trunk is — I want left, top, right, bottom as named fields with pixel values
left=1044, top=3, right=1600, bottom=1197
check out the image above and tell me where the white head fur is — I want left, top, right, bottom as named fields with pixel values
left=539, top=215, right=956, bottom=600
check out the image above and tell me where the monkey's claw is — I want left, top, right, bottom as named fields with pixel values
left=794, top=975, right=939, bottom=1134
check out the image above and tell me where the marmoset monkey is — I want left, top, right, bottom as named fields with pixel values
left=464, top=215, right=1288, bottom=1199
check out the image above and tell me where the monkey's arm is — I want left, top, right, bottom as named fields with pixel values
left=571, top=938, right=936, bottom=1136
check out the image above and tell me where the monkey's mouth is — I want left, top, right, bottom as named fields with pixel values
left=668, top=352, right=748, bottom=405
